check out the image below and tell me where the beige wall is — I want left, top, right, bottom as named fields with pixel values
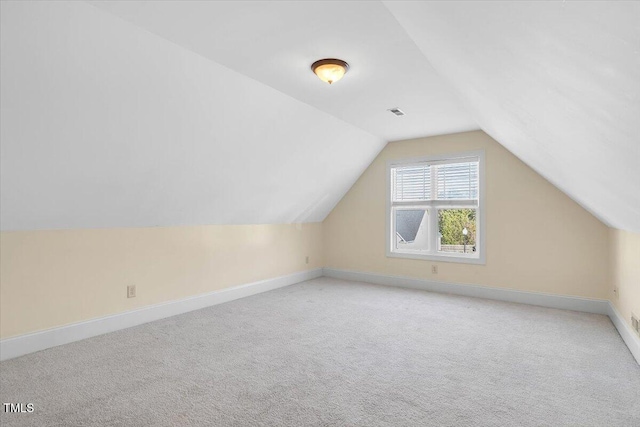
left=0, top=223, right=323, bottom=338
left=610, top=229, right=640, bottom=331
left=1, top=130, right=634, bottom=342
left=323, top=130, right=610, bottom=299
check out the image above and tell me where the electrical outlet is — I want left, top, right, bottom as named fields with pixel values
left=305, top=256, right=309, bottom=265
left=632, top=314, right=639, bottom=336
left=431, top=265, right=438, bottom=274
left=127, top=285, right=136, bottom=298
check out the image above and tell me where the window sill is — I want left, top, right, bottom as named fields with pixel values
left=386, top=250, right=486, bottom=265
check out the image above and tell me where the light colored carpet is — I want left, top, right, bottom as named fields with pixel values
left=1, top=277, right=639, bottom=426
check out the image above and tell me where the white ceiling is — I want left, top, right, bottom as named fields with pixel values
left=2, top=1, right=638, bottom=233
left=0, top=1, right=386, bottom=230
left=384, top=1, right=640, bottom=233
left=88, top=0, right=477, bottom=142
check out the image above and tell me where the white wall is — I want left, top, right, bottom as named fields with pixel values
left=384, top=1, right=640, bottom=233
left=0, top=0, right=384, bottom=230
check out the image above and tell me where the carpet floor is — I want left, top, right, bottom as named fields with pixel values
left=1, top=277, right=639, bottom=426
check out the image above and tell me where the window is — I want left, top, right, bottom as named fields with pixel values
left=386, top=151, right=485, bottom=264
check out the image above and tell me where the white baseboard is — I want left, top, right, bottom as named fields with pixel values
left=607, top=302, right=640, bottom=365
left=323, top=268, right=609, bottom=314
left=323, top=268, right=639, bottom=365
left=0, top=268, right=322, bottom=361
left=4, top=267, right=638, bottom=366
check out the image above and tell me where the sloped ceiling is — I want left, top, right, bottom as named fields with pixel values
left=88, top=0, right=477, bottom=142
left=383, top=1, right=640, bottom=233
left=2, top=1, right=638, bottom=233
left=0, top=1, right=474, bottom=231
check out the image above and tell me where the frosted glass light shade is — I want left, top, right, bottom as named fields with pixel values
left=311, top=59, right=349, bottom=85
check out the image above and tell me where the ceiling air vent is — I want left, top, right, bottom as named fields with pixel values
left=388, top=108, right=405, bottom=117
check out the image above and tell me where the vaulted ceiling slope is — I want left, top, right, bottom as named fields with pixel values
left=384, top=1, right=640, bottom=233
left=0, top=1, right=479, bottom=231
left=88, top=0, right=477, bottom=142
left=4, top=2, right=637, bottom=234
left=0, top=1, right=391, bottom=230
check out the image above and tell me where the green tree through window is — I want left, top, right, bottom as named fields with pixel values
left=438, top=209, right=476, bottom=246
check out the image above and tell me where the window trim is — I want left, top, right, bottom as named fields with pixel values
left=385, top=150, right=486, bottom=265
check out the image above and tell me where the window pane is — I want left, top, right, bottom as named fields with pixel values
left=437, top=208, right=476, bottom=254
left=395, top=209, right=429, bottom=251
left=392, top=165, right=431, bottom=202
left=435, top=161, right=478, bottom=200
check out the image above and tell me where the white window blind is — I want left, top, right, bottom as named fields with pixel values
left=392, top=159, right=478, bottom=202
left=435, top=161, right=478, bottom=200
left=392, top=165, right=431, bottom=202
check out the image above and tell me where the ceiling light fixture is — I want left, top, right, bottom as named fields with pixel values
left=311, top=58, right=349, bottom=85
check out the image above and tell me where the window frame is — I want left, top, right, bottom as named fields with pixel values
left=385, top=150, right=486, bottom=265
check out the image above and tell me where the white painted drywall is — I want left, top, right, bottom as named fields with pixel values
left=88, top=0, right=477, bottom=142
left=384, top=1, right=640, bottom=232
left=0, top=1, right=385, bottom=230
